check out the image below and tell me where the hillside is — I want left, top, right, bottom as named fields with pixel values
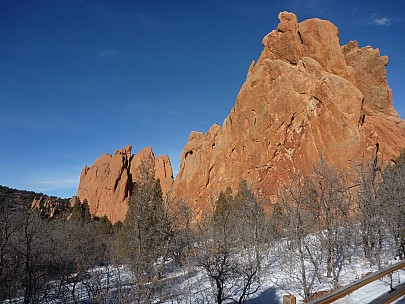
left=0, top=185, right=44, bottom=207
left=0, top=185, right=70, bottom=218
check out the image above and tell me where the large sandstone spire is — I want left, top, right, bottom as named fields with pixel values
left=170, top=12, right=405, bottom=213
left=77, top=145, right=173, bottom=223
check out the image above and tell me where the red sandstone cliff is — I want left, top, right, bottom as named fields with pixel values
left=77, top=12, right=405, bottom=220
left=77, top=145, right=173, bottom=223
left=170, top=12, right=405, bottom=213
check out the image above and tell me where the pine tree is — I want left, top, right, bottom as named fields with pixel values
left=213, top=187, right=234, bottom=244
left=70, top=198, right=91, bottom=223
left=117, top=155, right=170, bottom=303
left=198, top=181, right=264, bottom=303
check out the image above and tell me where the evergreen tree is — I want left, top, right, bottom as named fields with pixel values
left=117, top=155, right=170, bottom=303
left=71, top=198, right=91, bottom=223
left=213, top=187, right=234, bottom=244
left=198, top=181, right=264, bottom=303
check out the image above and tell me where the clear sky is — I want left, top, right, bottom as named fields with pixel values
left=1, top=0, right=404, bottom=198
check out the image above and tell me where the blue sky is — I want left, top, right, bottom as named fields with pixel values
left=1, top=0, right=404, bottom=198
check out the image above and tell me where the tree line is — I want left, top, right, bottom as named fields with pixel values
left=0, top=151, right=404, bottom=303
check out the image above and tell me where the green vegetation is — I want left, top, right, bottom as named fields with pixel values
left=116, top=155, right=171, bottom=302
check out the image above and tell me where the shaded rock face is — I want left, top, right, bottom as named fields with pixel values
left=77, top=145, right=173, bottom=224
left=31, top=196, right=70, bottom=219
left=171, top=12, right=405, bottom=214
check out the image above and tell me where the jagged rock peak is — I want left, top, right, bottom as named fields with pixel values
left=170, top=11, right=405, bottom=214
left=115, top=144, right=132, bottom=159
left=77, top=146, right=173, bottom=224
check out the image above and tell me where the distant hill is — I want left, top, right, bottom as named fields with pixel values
left=0, top=185, right=71, bottom=218
left=0, top=185, right=44, bottom=207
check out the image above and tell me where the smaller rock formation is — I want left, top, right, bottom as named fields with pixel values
left=30, top=196, right=71, bottom=218
left=77, top=146, right=173, bottom=224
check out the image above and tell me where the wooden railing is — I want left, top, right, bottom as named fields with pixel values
left=307, top=259, right=405, bottom=304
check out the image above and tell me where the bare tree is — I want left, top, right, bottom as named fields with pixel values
left=276, top=172, right=320, bottom=301
left=379, top=151, right=405, bottom=260
left=195, top=181, right=263, bottom=303
left=5, top=210, right=50, bottom=304
left=307, top=159, right=351, bottom=288
left=164, top=195, right=194, bottom=267
left=355, top=159, right=386, bottom=269
left=0, top=199, right=20, bottom=301
left=233, top=180, right=266, bottom=271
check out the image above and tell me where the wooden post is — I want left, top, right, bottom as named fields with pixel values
left=283, top=294, right=296, bottom=304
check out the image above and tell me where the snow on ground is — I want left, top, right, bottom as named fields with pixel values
left=247, top=256, right=405, bottom=303
left=77, top=256, right=404, bottom=303
left=249, top=260, right=405, bottom=304
left=332, top=269, right=405, bottom=303
left=334, top=272, right=405, bottom=304
left=333, top=262, right=405, bottom=304
left=8, top=242, right=405, bottom=303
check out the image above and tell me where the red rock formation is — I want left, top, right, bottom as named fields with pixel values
left=77, top=145, right=173, bottom=224
left=31, top=196, right=70, bottom=218
left=170, top=12, right=405, bottom=214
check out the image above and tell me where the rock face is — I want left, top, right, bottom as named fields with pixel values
left=77, top=146, right=173, bottom=224
left=170, top=12, right=405, bottom=214
left=76, top=12, right=405, bottom=220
